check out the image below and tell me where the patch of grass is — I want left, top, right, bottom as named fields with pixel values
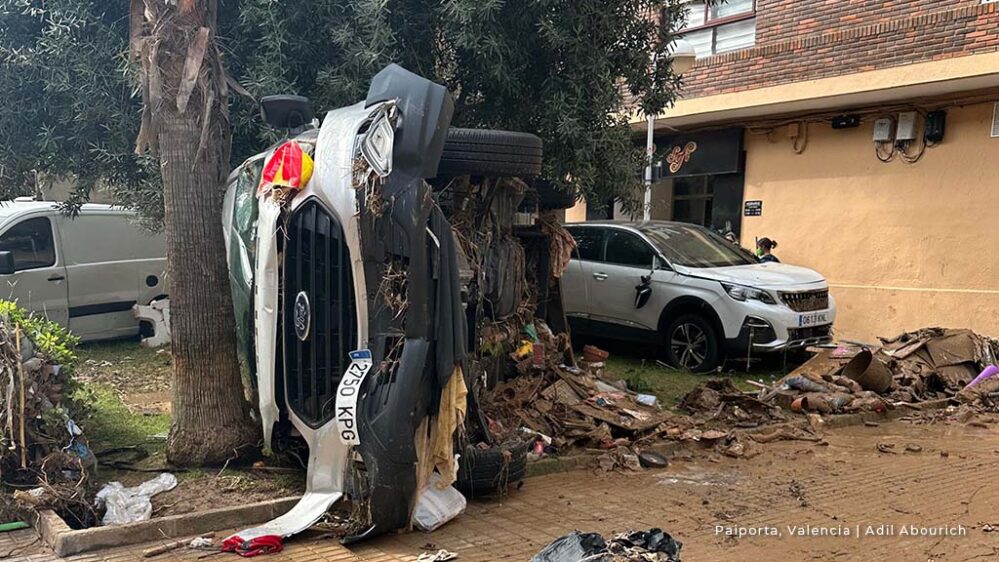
left=76, top=340, right=172, bottom=395
left=603, top=356, right=781, bottom=410
left=72, top=383, right=170, bottom=451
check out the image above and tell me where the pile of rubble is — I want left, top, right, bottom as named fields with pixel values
left=0, top=308, right=95, bottom=525
left=482, top=353, right=671, bottom=452
left=758, top=328, right=999, bottom=415
left=678, top=328, right=999, bottom=425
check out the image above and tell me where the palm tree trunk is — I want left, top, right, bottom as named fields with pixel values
left=134, top=0, right=258, bottom=465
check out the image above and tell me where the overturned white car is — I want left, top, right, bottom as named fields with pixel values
left=221, top=65, right=573, bottom=546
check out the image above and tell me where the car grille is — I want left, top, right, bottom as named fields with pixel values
left=780, top=289, right=829, bottom=312
left=788, top=324, right=832, bottom=342
left=283, top=199, right=357, bottom=428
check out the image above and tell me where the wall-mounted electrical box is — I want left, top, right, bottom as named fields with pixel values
left=896, top=112, right=918, bottom=141
left=873, top=118, right=895, bottom=142
left=831, top=114, right=861, bottom=129
left=925, top=110, right=946, bottom=143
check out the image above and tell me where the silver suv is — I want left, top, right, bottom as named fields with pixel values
left=563, top=221, right=836, bottom=372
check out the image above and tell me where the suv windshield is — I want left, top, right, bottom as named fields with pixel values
left=641, top=224, right=756, bottom=268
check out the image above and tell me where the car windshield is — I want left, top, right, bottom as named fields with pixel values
left=641, top=224, right=757, bottom=268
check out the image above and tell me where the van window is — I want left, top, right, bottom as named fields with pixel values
left=605, top=230, right=656, bottom=268
left=60, top=214, right=139, bottom=264
left=0, top=217, right=56, bottom=271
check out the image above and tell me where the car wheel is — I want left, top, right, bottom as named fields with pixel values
left=533, top=179, right=578, bottom=210
left=455, top=439, right=529, bottom=498
left=665, top=314, right=721, bottom=373
left=438, top=128, right=543, bottom=178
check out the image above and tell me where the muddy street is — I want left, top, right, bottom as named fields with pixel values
left=353, top=419, right=999, bottom=562
left=5, top=418, right=995, bottom=561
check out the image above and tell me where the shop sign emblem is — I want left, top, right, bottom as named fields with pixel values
left=666, top=141, right=698, bottom=174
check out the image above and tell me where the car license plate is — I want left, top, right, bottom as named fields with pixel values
left=335, top=349, right=373, bottom=445
left=798, top=312, right=829, bottom=327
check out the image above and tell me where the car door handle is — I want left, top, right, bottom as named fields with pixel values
left=48, top=275, right=65, bottom=282
left=593, top=272, right=608, bottom=281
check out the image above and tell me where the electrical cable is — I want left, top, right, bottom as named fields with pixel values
left=875, top=141, right=895, bottom=163
left=791, top=121, right=808, bottom=154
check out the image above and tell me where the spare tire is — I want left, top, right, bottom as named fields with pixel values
left=455, top=439, right=529, bottom=498
left=533, top=179, right=578, bottom=210
left=438, top=128, right=543, bottom=178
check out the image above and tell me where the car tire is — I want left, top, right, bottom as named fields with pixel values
left=438, top=128, right=543, bottom=178
left=455, top=439, right=529, bottom=498
left=664, top=313, right=721, bottom=373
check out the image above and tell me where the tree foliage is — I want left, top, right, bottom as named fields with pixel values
left=0, top=0, right=687, bottom=220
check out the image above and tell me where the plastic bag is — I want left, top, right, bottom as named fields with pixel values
left=530, top=532, right=606, bottom=562
left=95, top=473, right=177, bottom=526
left=258, top=141, right=314, bottom=196
left=411, top=473, right=466, bottom=532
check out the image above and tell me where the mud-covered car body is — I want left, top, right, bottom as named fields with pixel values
left=221, top=65, right=572, bottom=544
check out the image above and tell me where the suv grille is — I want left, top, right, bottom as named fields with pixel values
left=780, top=289, right=829, bottom=312
left=283, top=200, right=357, bottom=428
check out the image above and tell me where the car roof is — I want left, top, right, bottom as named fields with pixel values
left=564, top=220, right=706, bottom=231
left=0, top=201, right=129, bottom=223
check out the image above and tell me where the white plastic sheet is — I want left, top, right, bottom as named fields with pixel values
left=95, top=473, right=177, bottom=525
left=411, top=472, right=466, bottom=532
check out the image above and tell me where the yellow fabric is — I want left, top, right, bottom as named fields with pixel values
left=429, top=366, right=468, bottom=489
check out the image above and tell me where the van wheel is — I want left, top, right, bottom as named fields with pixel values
left=438, top=128, right=543, bottom=178
left=665, top=314, right=720, bottom=373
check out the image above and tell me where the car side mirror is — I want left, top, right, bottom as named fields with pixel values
left=0, top=251, right=15, bottom=275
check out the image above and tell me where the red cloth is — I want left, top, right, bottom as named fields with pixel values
left=221, top=534, right=284, bottom=557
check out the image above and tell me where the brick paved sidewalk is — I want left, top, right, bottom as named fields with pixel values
left=5, top=420, right=998, bottom=561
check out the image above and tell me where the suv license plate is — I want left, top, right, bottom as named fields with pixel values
left=335, top=349, right=373, bottom=445
left=798, top=312, right=829, bottom=327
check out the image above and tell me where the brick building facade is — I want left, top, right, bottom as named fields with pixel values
left=571, top=0, right=999, bottom=343
left=682, top=0, right=999, bottom=98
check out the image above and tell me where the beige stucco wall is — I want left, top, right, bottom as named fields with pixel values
left=741, top=101, right=999, bottom=342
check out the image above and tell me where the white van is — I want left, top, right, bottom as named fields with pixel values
left=0, top=200, right=167, bottom=341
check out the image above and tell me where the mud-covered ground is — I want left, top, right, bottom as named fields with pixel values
left=7, top=417, right=997, bottom=561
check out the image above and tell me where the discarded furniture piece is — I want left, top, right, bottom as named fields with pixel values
left=133, top=299, right=170, bottom=348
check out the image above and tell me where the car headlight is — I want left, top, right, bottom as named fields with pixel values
left=721, top=283, right=777, bottom=305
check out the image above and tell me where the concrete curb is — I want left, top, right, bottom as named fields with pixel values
left=35, top=496, right=300, bottom=557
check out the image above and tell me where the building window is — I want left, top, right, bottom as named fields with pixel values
left=680, top=0, right=756, bottom=58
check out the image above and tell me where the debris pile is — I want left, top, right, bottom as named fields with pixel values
left=677, top=328, right=999, bottom=424
left=483, top=357, right=672, bottom=451
left=531, top=528, right=682, bottom=562
left=678, top=379, right=787, bottom=428
left=0, top=304, right=95, bottom=526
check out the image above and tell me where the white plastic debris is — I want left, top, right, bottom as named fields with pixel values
left=411, top=472, right=466, bottom=532
left=189, top=537, right=214, bottom=548
left=133, top=299, right=171, bottom=348
left=95, top=473, right=177, bottom=525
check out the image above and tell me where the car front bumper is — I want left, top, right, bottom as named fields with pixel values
left=722, top=295, right=837, bottom=354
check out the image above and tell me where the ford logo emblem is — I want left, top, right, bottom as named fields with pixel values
left=294, top=291, right=311, bottom=341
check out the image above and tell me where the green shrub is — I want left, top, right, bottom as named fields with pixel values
left=0, top=300, right=78, bottom=367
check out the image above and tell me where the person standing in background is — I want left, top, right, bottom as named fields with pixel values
left=756, top=238, right=780, bottom=263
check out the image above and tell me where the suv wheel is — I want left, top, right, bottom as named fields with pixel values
left=665, top=314, right=721, bottom=373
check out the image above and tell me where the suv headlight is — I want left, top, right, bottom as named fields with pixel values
left=721, top=283, right=777, bottom=305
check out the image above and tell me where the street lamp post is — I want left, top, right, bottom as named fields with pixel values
left=643, top=39, right=697, bottom=222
